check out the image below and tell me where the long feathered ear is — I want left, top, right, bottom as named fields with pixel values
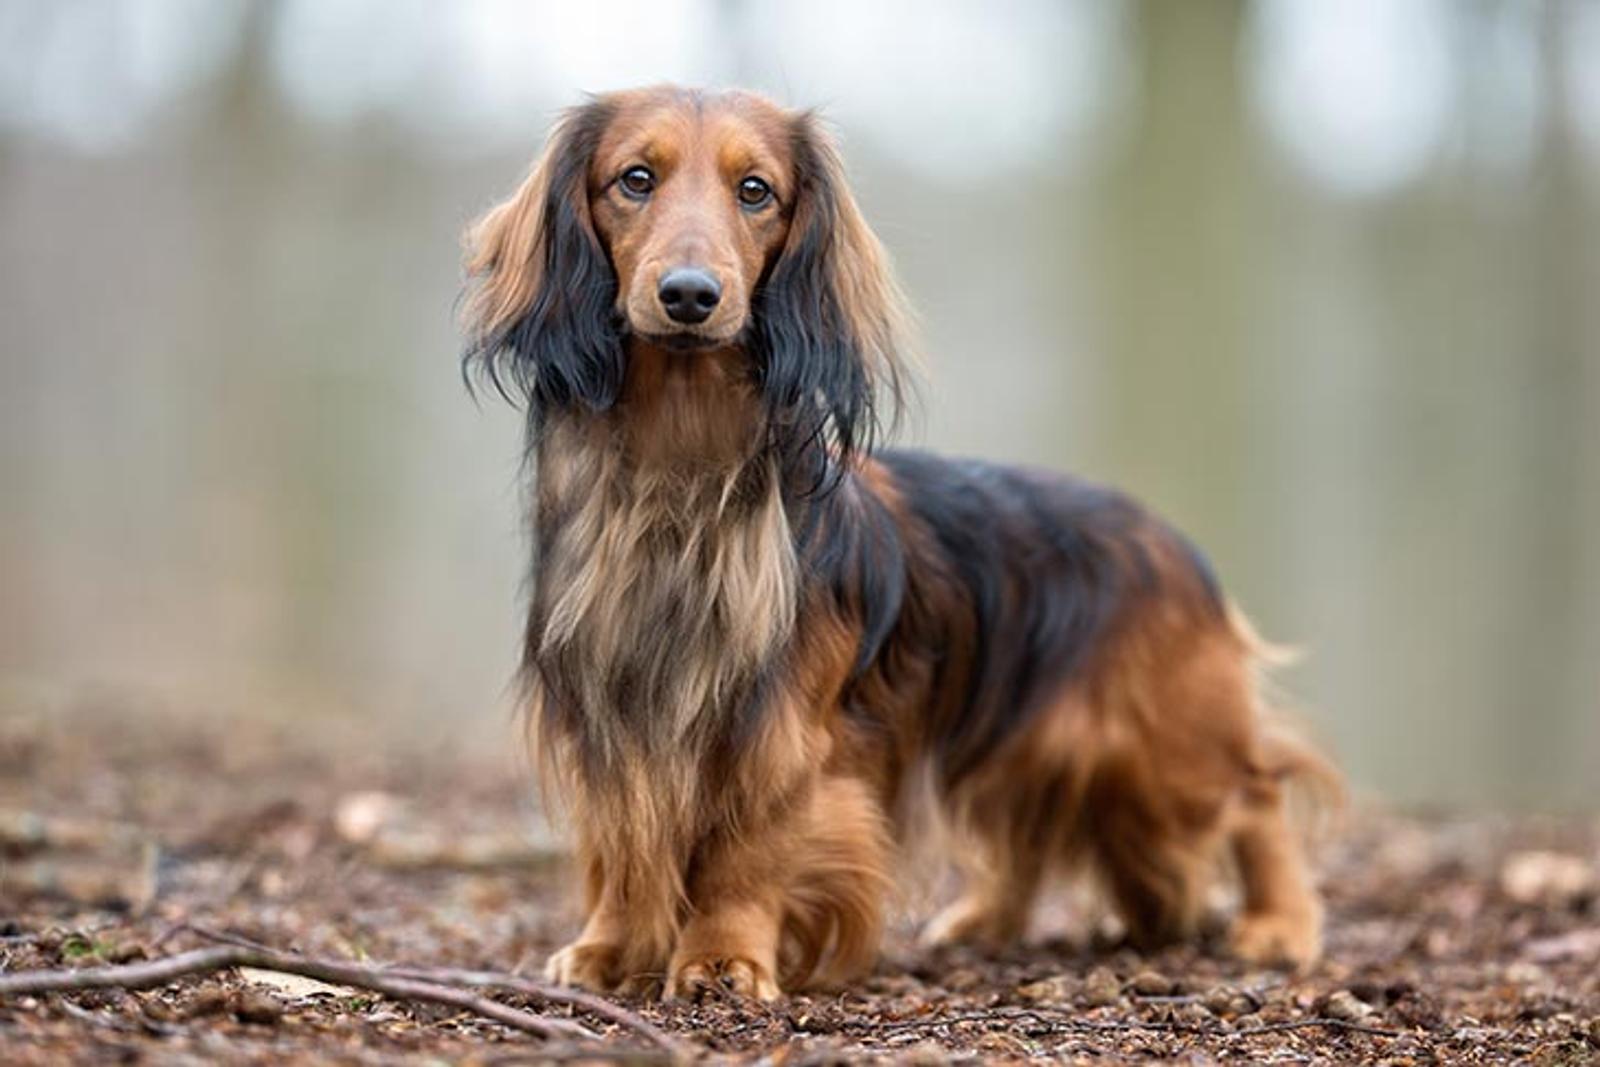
left=461, top=101, right=622, bottom=413
left=753, top=113, right=912, bottom=488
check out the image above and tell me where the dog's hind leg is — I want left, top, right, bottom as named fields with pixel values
left=918, top=792, right=1050, bottom=950
left=920, top=694, right=1103, bottom=951
left=1226, top=740, right=1327, bottom=968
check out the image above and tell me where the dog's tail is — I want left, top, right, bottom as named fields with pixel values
left=1230, top=605, right=1346, bottom=829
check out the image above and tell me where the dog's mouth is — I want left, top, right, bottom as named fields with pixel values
left=632, top=327, right=740, bottom=352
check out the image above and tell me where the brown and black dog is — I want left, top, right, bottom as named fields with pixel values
left=461, top=86, right=1334, bottom=1000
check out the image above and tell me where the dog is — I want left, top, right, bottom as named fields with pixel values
left=460, top=86, right=1334, bottom=1000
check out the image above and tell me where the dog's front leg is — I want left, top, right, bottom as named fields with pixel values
left=664, top=828, right=787, bottom=1002
left=546, top=839, right=680, bottom=997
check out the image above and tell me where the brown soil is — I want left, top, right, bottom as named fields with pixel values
left=2, top=701, right=1596, bottom=1064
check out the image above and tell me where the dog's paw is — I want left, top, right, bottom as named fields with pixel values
left=544, top=941, right=621, bottom=991
left=665, top=955, right=780, bottom=1002
left=1229, top=909, right=1321, bottom=971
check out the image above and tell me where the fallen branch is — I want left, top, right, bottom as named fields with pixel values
left=176, top=924, right=683, bottom=1056
left=386, top=964, right=685, bottom=1055
left=0, top=945, right=596, bottom=1044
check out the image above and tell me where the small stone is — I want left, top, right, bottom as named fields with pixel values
left=793, top=1011, right=837, bottom=1034
left=139, top=997, right=178, bottom=1023
left=1501, top=851, right=1596, bottom=908
left=1349, top=979, right=1385, bottom=1005
left=107, top=941, right=146, bottom=964
left=1081, top=967, right=1122, bottom=1008
left=1129, top=970, right=1174, bottom=997
left=1586, top=1017, right=1600, bottom=1046
left=1505, top=962, right=1547, bottom=987
left=1016, top=975, right=1072, bottom=1003
left=231, top=990, right=284, bottom=1025
left=182, top=987, right=229, bottom=1019
left=334, top=790, right=402, bottom=845
left=1204, top=986, right=1260, bottom=1017
left=942, top=967, right=981, bottom=992
left=1325, top=990, right=1374, bottom=1022
left=1392, top=989, right=1444, bottom=1031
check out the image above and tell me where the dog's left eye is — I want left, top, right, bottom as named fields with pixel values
left=619, top=166, right=655, bottom=199
left=738, top=176, right=773, bottom=208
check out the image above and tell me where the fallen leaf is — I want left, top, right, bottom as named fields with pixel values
left=238, top=966, right=357, bottom=1001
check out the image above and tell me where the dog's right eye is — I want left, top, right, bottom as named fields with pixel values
left=619, top=166, right=655, bottom=199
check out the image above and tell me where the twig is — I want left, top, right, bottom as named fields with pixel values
left=1235, top=1017, right=1407, bottom=1039
left=173, top=923, right=278, bottom=954
left=174, top=924, right=684, bottom=1056
left=0, top=945, right=597, bottom=1043
left=870, top=1004, right=1410, bottom=1043
left=385, top=964, right=686, bottom=1055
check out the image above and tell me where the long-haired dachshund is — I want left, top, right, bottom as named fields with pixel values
left=461, top=86, right=1334, bottom=1000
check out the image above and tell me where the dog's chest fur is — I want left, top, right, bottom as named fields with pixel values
left=530, top=416, right=799, bottom=760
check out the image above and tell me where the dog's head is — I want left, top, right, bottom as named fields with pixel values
left=462, top=86, right=909, bottom=471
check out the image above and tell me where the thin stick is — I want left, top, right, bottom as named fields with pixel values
left=175, top=924, right=682, bottom=1056
left=1235, top=1017, right=1407, bottom=1039
left=385, top=964, right=686, bottom=1055
left=0, top=945, right=596, bottom=1043
left=870, top=1004, right=1409, bottom=1042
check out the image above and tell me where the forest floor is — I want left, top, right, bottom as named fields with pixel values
left=2, top=698, right=1597, bottom=1065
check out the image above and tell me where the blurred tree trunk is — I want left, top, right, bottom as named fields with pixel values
left=1519, top=0, right=1595, bottom=804
left=1088, top=0, right=1264, bottom=577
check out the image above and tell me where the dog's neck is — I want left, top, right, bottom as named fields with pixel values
left=527, top=339, right=799, bottom=759
left=612, top=339, right=767, bottom=472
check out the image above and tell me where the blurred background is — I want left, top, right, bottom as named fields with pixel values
left=0, top=0, right=1595, bottom=810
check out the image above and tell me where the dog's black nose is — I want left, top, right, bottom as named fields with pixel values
left=657, top=268, right=721, bottom=325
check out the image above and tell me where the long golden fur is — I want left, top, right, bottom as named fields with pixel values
left=461, top=86, right=1336, bottom=1000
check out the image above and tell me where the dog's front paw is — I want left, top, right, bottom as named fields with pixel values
left=1229, top=909, right=1322, bottom=971
left=665, top=955, right=780, bottom=1002
left=544, top=940, right=622, bottom=991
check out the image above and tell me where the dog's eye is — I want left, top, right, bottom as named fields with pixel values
left=738, top=176, right=773, bottom=208
left=619, top=166, right=655, bottom=199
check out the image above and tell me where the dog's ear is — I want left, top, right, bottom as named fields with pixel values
left=754, top=113, right=911, bottom=486
left=461, top=101, right=621, bottom=413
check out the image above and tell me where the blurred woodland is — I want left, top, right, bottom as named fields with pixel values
left=1, top=1, right=1597, bottom=807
